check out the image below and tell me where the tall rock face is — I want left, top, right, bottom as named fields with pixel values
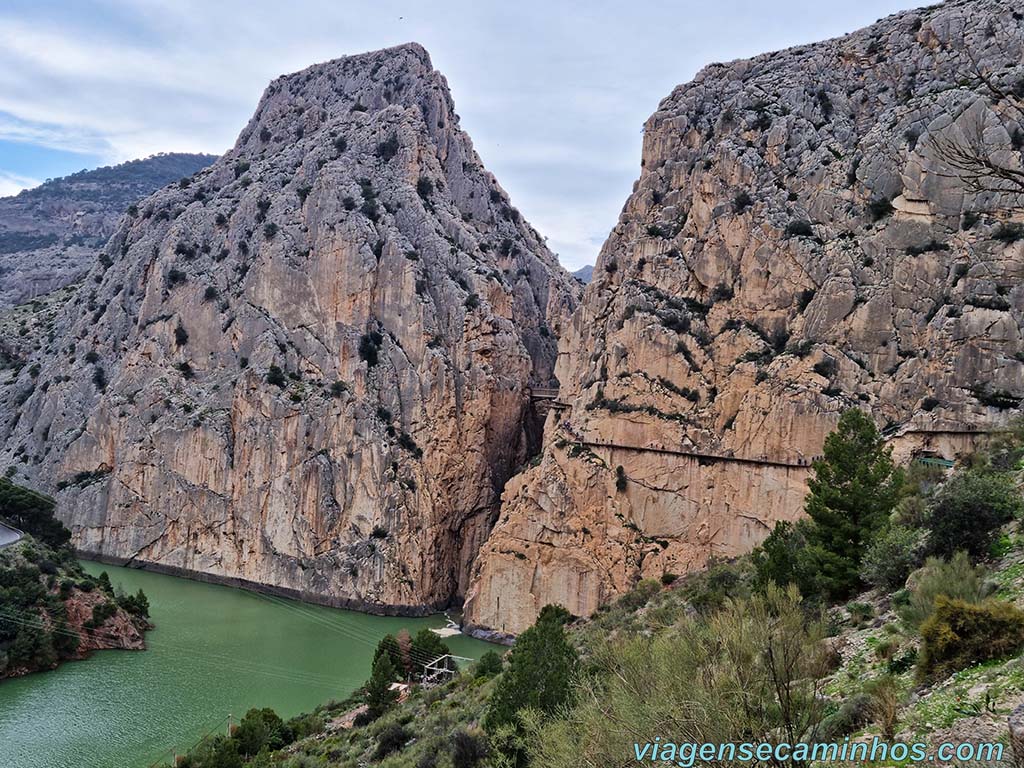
left=1, top=44, right=578, bottom=613
left=465, top=0, right=1024, bottom=635
left=0, top=153, right=217, bottom=307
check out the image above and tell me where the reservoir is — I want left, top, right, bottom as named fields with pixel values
left=0, top=561, right=495, bottom=768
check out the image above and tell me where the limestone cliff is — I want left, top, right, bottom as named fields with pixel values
left=0, top=44, right=578, bottom=613
left=0, top=153, right=216, bottom=307
left=465, top=0, right=1024, bottom=635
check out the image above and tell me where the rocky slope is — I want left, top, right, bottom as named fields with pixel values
left=0, top=153, right=216, bottom=307
left=0, top=535, right=148, bottom=681
left=465, top=0, right=1024, bottom=635
left=0, top=44, right=578, bottom=613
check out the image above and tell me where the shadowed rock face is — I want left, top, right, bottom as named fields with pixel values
left=0, top=153, right=217, bottom=307
left=465, top=0, right=1024, bottom=636
left=0, top=44, right=579, bottom=613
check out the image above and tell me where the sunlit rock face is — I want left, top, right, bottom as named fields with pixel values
left=465, top=0, right=1024, bottom=635
left=1, top=44, right=579, bottom=613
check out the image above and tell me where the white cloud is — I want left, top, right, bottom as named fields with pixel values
left=0, top=170, right=41, bottom=197
left=0, top=0, right=928, bottom=256
left=0, top=113, right=112, bottom=157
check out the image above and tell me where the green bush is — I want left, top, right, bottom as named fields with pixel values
left=475, top=650, right=503, bottom=679
left=116, top=588, right=150, bottom=619
left=752, top=519, right=821, bottom=598
left=373, top=721, right=411, bottom=760
left=899, top=553, right=991, bottom=629
left=817, top=692, right=872, bottom=740
left=84, top=600, right=117, bottom=630
left=918, top=597, right=1024, bottom=682
left=451, top=729, right=489, bottom=768
left=614, top=579, right=660, bottom=611
left=682, top=558, right=750, bottom=613
left=860, top=525, right=928, bottom=590
left=925, top=470, right=1022, bottom=559
left=266, top=365, right=286, bottom=388
left=234, top=707, right=290, bottom=758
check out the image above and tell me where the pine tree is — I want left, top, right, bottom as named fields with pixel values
left=410, top=628, right=449, bottom=679
left=365, top=651, right=399, bottom=716
left=802, top=408, right=903, bottom=598
left=484, top=605, right=578, bottom=734
left=373, top=633, right=403, bottom=672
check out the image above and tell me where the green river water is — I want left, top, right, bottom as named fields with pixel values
left=0, top=562, right=495, bottom=768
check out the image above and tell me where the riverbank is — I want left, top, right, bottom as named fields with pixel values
left=0, top=561, right=496, bottom=768
left=0, top=534, right=150, bottom=683
left=79, top=551, right=452, bottom=618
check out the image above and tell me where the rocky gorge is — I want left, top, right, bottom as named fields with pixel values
left=464, top=0, right=1024, bottom=634
left=2, top=0, right=1024, bottom=638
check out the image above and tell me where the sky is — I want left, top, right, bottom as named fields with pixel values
left=0, top=0, right=926, bottom=270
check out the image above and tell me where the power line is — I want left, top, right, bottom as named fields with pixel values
left=146, top=713, right=232, bottom=768
left=0, top=608, right=344, bottom=689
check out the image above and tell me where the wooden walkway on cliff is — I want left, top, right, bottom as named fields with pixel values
left=578, top=426, right=995, bottom=470
left=578, top=440, right=810, bottom=469
left=531, top=385, right=992, bottom=470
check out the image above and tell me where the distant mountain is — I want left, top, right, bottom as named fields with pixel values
left=0, top=153, right=216, bottom=306
left=572, top=264, right=593, bottom=284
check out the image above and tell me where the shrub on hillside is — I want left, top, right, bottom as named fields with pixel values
left=530, top=585, right=830, bottom=768
left=863, top=674, right=903, bottom=739
left=374, top=722, right=411, bottom=760
left=918, top=597, right=1024, bottom=682
left=860, top=525, right=928, bottom=590
left=816, top=692, right=872, bottom=741
left=898, top=553, right=992, bottom=629
left=925, top=470, right=1022, bottom=559
left=682, top=558, right=751, bottom=613
left=451, top=729, right=489, bottom=768
left=752, top=519, right=819, bottom=597
left=234, top=707, right=290, bottom=758
left=474, top=650, right=503, bottom=679
left=615, top=579, right=660, bottom=611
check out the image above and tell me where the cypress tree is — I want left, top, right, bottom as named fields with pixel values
left=485, top=605, right=578, bottom=733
